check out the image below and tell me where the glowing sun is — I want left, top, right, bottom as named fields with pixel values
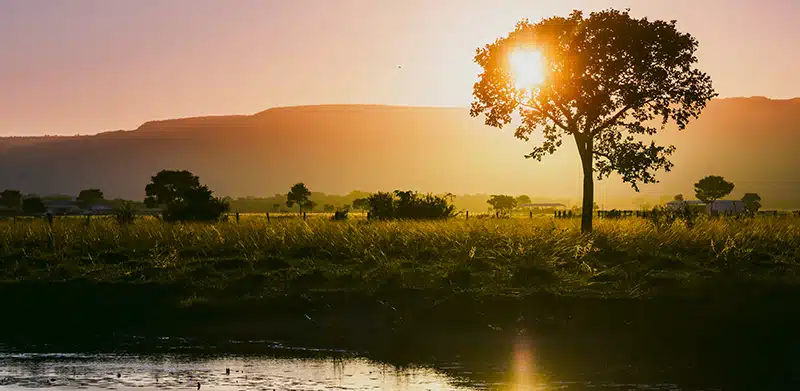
left=508, top=48, right=546, bottom=90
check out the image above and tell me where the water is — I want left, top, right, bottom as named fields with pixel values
left=0, top=340, right=716, bottom=391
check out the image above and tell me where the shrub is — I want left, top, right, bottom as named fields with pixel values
left=113, top=202, right=137, bottom=226
left=162, top=186, right=229, bottom=222
left=367, top=190, right=456, bottom=220
left=331, top=210, right=349, bottom=221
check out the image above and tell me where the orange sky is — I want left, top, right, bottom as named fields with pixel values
left=1, top=0, right=798, bottom=136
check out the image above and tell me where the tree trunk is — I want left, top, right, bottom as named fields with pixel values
left=580, top=147, right=594, bottom=233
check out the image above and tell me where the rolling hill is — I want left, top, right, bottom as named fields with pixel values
left=1, top=98, right=799, bottom=209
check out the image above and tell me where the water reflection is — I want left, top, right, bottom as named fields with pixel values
left=0, top=352, right=471, bottom=390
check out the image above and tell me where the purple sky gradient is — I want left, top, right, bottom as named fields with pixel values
left=1, top=0, right=798, bottom=135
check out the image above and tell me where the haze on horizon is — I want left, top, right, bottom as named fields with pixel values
left=1, top=0, right=798, bottom=136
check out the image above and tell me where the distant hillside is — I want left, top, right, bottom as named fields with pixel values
left=1, top=98, right=799, bottom=209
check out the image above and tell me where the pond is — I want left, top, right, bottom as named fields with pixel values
left=0, top=337, right=732, bottom=391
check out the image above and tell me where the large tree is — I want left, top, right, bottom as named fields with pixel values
left=694, top=175, right=735, bottom=208
left=0, top=189, right=22, bottom=210
left=22, top=197, right=46, bottom=214
left=470, top=9, right=716, bottom=232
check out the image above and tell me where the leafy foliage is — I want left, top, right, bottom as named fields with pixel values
left=470, top=8, right=716, bottom=232
left=367, top=191, right=456, bottom=220
left=515, top=195, right=532, bottom=205
left=22, top=197, right=46, bottom=214
left=694, top=176, right=735, bottom=204
left=162, top=185, right=229, bottom=222
left=144, top=170, right=200, bottom=208
left=742, top=193, right=762, bottom=215
left=77, top=188, right=105, bottom=209
left=113, top=201, right=137, bottom=226
left=0, top=189, right=22, bottom=210
left=144, top=170, right=229, bottom=222
left=286, top=183, right=312, bottom=214
left=487, top=195, right=517, bottom=213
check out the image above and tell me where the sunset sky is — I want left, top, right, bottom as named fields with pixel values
left=1, top=0, right=798, bottom=136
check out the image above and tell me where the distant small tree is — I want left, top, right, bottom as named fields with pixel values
left=286, top=183, right=311, bottom=215
left=272, top=203, right=281, bottom=212
left=487, top=195, right=517, bottom=214
left=694, top=175, right=734, bottom=210
left=323, top=204, right=335, bottom=212
left=22, top=197, right=46, bottom=214
left=0, top=189, right=23, bottom=210
left=674, top=194, right=684, bottom=202
left=77, top=188, right=105, bottom=209
left=742, top=193, right=762, bottom=215
left=515, top=195, right=532, bottom=206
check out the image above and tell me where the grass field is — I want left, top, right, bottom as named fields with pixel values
left=2, top=215, right=798, bottom=299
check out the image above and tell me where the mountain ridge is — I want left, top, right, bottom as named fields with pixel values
left=1, top=97, right=798, bottom=208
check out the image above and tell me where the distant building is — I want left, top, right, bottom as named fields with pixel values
left=665, top=200, right=746, bottom=215
left=44, top=199, right=83, bottom=215
left=520, top=203, right=567, bottom=209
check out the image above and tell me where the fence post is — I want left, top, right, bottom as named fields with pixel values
left=529, top=210, right=533, bottom=219
left=465, top=211, right=469, bottom=220
left=235, top=211, right=240, bottom=224
left=87, top=214, right=91, bottom=225
left=303, top=212, right=307, bottom=221
left=46, top=212, right=54, bottom=227
left=266, top=212, right=270, bottom=223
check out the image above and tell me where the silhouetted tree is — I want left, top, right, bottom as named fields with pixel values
left=742, top=193, right=762, bottom=215
left=145, top=170, right=228, bottom=221
left=323, top=204, right=335, bottom=212
left=77, top=188, right=104, bottom=209
left=487, top=195, right=517, bottom=213
left=515, top=195, right=532, bottom=206
left=272, top=203, right=281, bottom=212
left=162, top=185, right=229, bottom=222
left=674, top=194, right=684, bottom=202
left=694, top=176, right=734, bottom=210
left=470, top=9, right=716, bottom=232
left=22, top=197, right=46, bottom=214
left=0, top=189, right=22, bottom=210
left=144, top=170, right=200, bottom=208
left=286, top=183, right=312, bottom=215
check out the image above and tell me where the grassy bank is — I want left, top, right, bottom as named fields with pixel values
left=1, top=216, right=799, bottom=349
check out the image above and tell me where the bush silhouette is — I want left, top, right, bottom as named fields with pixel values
left=367, top=190, right=456, bottom=220
left=145, top=170, right=229, bottom=222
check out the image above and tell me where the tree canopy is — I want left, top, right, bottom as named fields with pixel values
left=77, top=188, right=105, bottom=208
left=741, top=193, right=762, bottom=214
left=694, top=175, right=734, bottom=204
left=471, top=8, right=716, bottom=232
left=144, top=169, right=228, bottom=221
left=144, top=170, right=200, bottom=208
left=286, top=183, right=312, bottom=214
left=487, top=195, right=517, bottom=212
left=0, top=189, right=22, bottom=210
left=22, top=197, right=46, bottom=214
left=515, top=195, right=532, bottom=205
